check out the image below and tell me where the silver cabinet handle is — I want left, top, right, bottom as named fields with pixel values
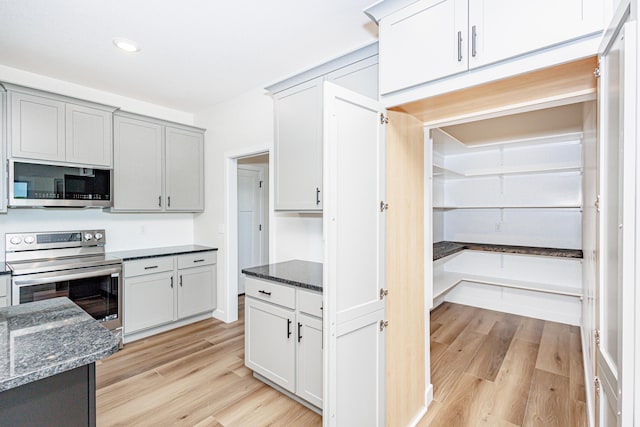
left=457, top=31, right=463, bottom=62
left=472, top=25, right=477, bottom=57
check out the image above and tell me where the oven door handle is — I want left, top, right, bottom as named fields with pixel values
left=12, top=265, right=122, bottom=287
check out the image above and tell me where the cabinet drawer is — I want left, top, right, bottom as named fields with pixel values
left=245, top=277, right=295, bottom=309
left=297, top=290, right=323, bottom=318
left=124, top=256, right=174, bottom=278
left=177, top=251, right=217, bottom=269
left=0, top=297, right=7, bottom=308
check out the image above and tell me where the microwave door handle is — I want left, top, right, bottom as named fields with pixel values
left=12, top=266, right=122, bottom=287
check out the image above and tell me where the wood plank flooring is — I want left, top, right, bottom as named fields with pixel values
left=95, top=296, right=321, bottom=427
left=420, top=303, right=587, bottom=427
left=96, top=299, right=586, bottom=427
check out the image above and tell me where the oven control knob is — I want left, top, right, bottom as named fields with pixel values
left=84, top=233, right=93, bottom=241
left=94, top=232, right=103, bottom=241
left=24, top=236, right=35, bottom=244
left=9, top=236, right=22, bottom=245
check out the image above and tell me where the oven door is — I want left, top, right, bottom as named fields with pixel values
left=12, top=265, right=122, bottom=331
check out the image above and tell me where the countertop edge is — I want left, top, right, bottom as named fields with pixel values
left=242, top=270, right=322, bottom=293
left=109, top=246, right=218, bottom=262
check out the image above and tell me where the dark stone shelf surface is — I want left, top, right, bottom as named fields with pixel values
left=434, top=241, right=583, bottom=261
left=242, top=260, right=323, bottom=293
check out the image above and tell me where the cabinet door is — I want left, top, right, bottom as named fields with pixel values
left=296, top=313, right=323, bottom=408
left=124, top=271, right=175, bottom=334
left=165, top=126, right=204, bottom=211
left=113, top=116, right=164, bottom=211
left=468, top=0, right=602, bottom=69
left=327, top=56, right=379, bottom=100
left=10, top=92, right=65, bottom=162
left=65, top=104, right=112, bottom=167
left=379, top=0, right=468, bottom=95
left=274, top=77, right=323, bottom=211
left=245, top=297, right=296, bottom=392
left=177, top=264, right=216, bottom=319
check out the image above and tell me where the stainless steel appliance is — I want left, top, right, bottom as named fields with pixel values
left=6, top=230, right=122, bottom=332
left=9, top=160, right=112, bottom=207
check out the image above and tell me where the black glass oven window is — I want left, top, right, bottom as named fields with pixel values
left=19, top=274, right=119, bottom=323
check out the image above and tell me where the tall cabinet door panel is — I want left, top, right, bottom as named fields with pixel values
left=165, top=127, right=204, bottom=211
left=177, top=265, right=216, bottom=319
left=274, top=77, right=323, bottom=211
left=379, top=0, right=468, bottom=95
left=10, top=92, right=65, bottom=162
left=245, top=297, right=296, bottom=393
left=65, top=104, right=112, bottom=167
left=124, top=272, right=175, bottom=334
left=469, top=0, right=602, bottom=69
left=113, top=116, right=164, bottom=211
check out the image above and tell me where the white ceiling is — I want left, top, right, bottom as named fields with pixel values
left=0, top=0, right=378, bottom=113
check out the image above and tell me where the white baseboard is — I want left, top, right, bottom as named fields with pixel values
left=443, top=281, right=581, bottom=325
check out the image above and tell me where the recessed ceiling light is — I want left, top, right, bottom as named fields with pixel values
left=113, top=38, right=140, bottom=53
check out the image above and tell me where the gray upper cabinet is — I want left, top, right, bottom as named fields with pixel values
left=274, top=77, right=323, bottom=211
left=165, top=126, right=204, bottom=211
left=6, top=85, right=115, bottom=167
left=268, top=43, right=379, bottom=211
left=112, top=112, right=205, bottom=213
left=113, top=115, right=164, bottom=211
left=10, top=91, right=66, bottom=162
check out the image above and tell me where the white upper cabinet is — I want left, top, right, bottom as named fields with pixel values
left=65, top=103, right=113, bottom=167
left=165, top=126, right=204, bottom=211
left=379, top=0, right=468, bottom=94
left=268, top=43, right=378, bottom=211
left=7, top=86, right=115, bottom=167
left=468, top=0, right=603, bottom=69
left=375, top=0, right=603, bottom=95
left=274, top=77, right=324, bottom=211
left=113, top=112, right=205, bottom=212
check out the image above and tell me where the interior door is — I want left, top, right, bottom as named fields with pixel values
left=238, top=166, right=263, bottom=294
left=322, top=82, right=387, bottom=426
left=596, top=5, right=636, bottom=425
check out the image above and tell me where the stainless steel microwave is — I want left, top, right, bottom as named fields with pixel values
left=9, top=160, right=113, bottom=207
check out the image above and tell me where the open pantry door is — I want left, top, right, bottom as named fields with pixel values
left=595, top=3, right=637, bottom=425
left=322, top=82, right=387, bottom=426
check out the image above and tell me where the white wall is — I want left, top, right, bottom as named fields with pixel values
left=0, top=65, right=198, bottom=259
left=193, top=87, right=323, bottom=320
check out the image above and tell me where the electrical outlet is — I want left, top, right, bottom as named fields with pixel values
left=495, top=223, right=502, bottom=232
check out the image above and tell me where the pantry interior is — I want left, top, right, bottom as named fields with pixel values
left=384, top=55, right=604, bottom=422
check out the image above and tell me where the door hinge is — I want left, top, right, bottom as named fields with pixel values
left=380, top=113, right=389, bottom=125
left=259, top=180, right=263, bottom=188
left=594, top=376, right=601, bottom=394
left=380, top=201, right=389, bottom=212
left=595, top=329, right=601, bottom=346
left=379, top=319, right=389, bottom=332
left=594, top=67, right=601, bottom=78
left=379, top=288, right=389, bottom=300
left=595, top=195, right=601, bottom=212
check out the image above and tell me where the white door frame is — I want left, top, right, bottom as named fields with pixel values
left=222, top=144, right=271, bottom=323
left=238, top=164, right=267, bottom=294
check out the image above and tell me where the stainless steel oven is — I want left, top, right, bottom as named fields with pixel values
left=6, top=230, right=122, bottom=332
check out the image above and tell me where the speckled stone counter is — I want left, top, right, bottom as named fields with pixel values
left=242, top=260, right=323, bottom=293
left=108, top=244, right=218, bottom=261
left=433, top=241, right=583, bottom=261
left=0, top=297, right=119, bottom=392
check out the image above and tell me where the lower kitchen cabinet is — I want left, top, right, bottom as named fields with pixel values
left=122, top=251, right=217, bottom=341
left=0, top=274, right=10, bottom=308
left=244, top=276, right=323, bottom=409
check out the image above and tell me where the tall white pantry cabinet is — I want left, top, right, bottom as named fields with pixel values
left=318, top=0, right=638, bottom=426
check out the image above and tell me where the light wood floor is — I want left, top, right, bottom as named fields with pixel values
left=419, top=303, right=587, bottom=427
left=96, top=299, right=586, bottom=427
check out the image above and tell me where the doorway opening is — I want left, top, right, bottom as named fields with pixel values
left=237, top=154, right=269, bottom=295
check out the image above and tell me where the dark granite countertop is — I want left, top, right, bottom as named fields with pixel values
left=0, top=298, right=120, bottom=392
left=433, top=241, right=583, bottom=261
left=242, top=260, right=323, bottom=293
left=108, top=245, right=218, bottom=261
left=0, top=260, right=11, bottom=276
